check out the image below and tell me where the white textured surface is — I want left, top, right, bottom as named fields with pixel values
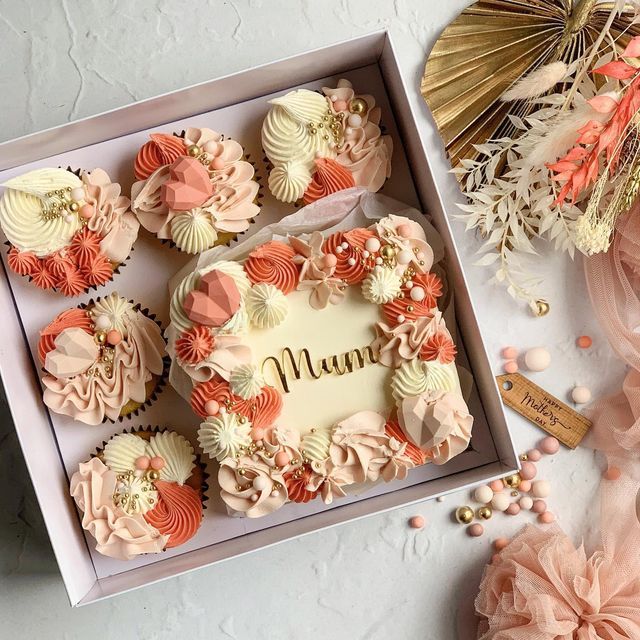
left=0, top=1, right=620, bottom=638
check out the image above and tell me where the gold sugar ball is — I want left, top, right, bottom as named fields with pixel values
left=187, top=144, right=201, bottom=157
left=534, top=299, right=550, bottom=317
left=503, top=473, right=521, bottom=489
left=147, top=470, right=160, bottom=481
left=477, top=506, right=492, bottom=520
left=380, top=244, right=396, bottom=259
left=68, top=201, right=80, bottom=212
left=455, top=505, right=474, bottom=525
left=349, top=97, right=368, bottom=116
left=94, top=331, right=106, bottom=345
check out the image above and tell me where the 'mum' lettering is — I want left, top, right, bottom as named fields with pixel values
left=261, top=346, right=378, bottom=393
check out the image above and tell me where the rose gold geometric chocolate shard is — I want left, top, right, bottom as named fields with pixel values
left=44, top=327, right=100, bottom=378
left=183, top=270, right=241, bottom=327
left=162, top=157, right=214, bottom=211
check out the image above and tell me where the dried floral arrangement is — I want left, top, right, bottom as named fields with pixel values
left=423, top=0, right=640, bottom=312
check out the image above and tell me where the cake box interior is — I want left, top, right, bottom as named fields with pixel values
left=0, top=32, right=518, bottom=605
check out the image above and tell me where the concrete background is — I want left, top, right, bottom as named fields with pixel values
left=0, top=1, right=619, bottom=638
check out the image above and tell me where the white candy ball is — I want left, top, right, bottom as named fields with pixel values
left=363, top=250, right=370, bottom=258
left=519, top=496, right=534, bottom=510
left=491, top=493, right=509, bottom=511
left=365, top=237, right=381, bottom=253
left=252, top=476, right=270, bottom=493
left=347, top=113, right=362, bottom=127
left=375, top=257, right=383, bottom=265
left=70, top=187, right=85, bottom=202
left=532, top=480, right=551, bottom=498
left=335, top=246, right=343, bottom=254
left=203, top=140, right=219, bottom=154
left=64, top=214, right=75, bottom=224
left=473, top=485, right=493, bottom=504
left=94, top=315, right=111, bottom=330
left=347, top=257, right=356, bottom=266
left=410, top=286, right=425, bottom=302
left=345, top=127, right=353, bottom=135
left=396, top=314, right=406, bottom=324
left=572, top=386, right=592, bottom=404
left=250, top=494, right=258, bottom=502
left=341, top=241, right=349, bottom=250
left=405, top=280, right=413, bottom=288
left=524, top=347, right=551, bottom=372
left=397, top=249, right=413, bottom=265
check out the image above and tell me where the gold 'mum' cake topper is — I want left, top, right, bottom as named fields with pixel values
left=261, top=345, right=379, bottom=393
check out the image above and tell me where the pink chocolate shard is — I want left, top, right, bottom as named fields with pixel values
left=162, top=156, right=214, bottom=211
left=183, top=270, right=241, bottom=327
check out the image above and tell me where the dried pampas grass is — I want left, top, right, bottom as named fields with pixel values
left=501, top=62, right=570, bottom=102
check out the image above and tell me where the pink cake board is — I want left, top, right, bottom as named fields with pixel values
left=0, top=31, right=518, bottom=605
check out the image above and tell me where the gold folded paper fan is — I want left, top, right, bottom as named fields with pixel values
left=421, top=0, right=640, bottom=171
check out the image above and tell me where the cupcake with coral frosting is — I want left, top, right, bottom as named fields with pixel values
left=39, top=292, right=167, bottom=425
left=0, top=167, right=139, bottom=295
left=70, top=428, right=205, bottom=560
left=130, top=127, right=261, bottom=254
left=262, top=78, right=392, bottom=204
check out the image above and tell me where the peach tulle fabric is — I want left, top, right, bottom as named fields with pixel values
left=474, top=210, right=640, bottom=638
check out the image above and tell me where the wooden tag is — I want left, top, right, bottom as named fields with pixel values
left=496, top=372, right=591, bottom=449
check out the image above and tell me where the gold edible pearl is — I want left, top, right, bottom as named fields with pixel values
left=68, top=201, right=79, bottom=212
left=147, top=470, right=160, bottom=481
left=503, top=473, right=521, bottom=489
left=455, top=505, right=474, bottom=524
left=380, top=245, right=395, bottom=259
left=349, top=97, right=368, bottom=116
left=95, top=331, right=106, bottom=345
left=187, top=144, right=201, bottom=157
left=477, top=506, right=492, bottom=520
left=534, top=299, right=550, bottom=317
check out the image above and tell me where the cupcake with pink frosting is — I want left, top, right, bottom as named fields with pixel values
left=38, top=292, right=168, bottom=425
left=70, top=427, right=206, bottom=560
left=130, top=128, right=261, bottom=254
left=0, top=167, right=139, bottom=296
left=261, top=78, right=393, bottom=204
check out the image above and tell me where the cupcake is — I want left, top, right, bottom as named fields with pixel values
left=38, top=292, right=167, bottom=425
left=262, top=78, right=393, bottom=204
left=0, top=167, right=139, bottom=295
left=130, top=128, right=261, bottom=254
left=69, top=428, right=205, bottom=560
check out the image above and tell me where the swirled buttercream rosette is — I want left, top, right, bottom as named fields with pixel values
left=261, top=78, right=392, bottom=204
left=39, top=292, right=169, bottom=425
left=70, top=427, right=207, bottom=560
left=130, top=127, right=262, bottom=254
left=167, top=206, right=473, bottom=519
left=0, top=167, right=139, bottom=295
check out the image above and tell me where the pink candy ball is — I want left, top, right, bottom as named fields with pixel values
left=527, top=448, right=542, bottom=462
left=603, top=466, right=621, bottom=481
left=503, top=360, right=518, bottom=374
left=540, top=436, right=560, bottom=455
left=489, top=480, right=504, bottom=492
left=333, top=100, right=348, bottom=112
left=506, top=503, right=520, bottom=516
left=397, top=224, right=412, bottom=238
left=468, top=523, right=484, bottom=537
left=79, top=204, right=95, bottom=219
left=519, top=460, right=537, bottom=481
left=204, top=400, right=220, bottom=416
left=323, top=254, right=338, bottom=268
left=532, top=500, right=547, bottom=514
left=409, top=515, right=425, bottom=529
left=519, top=496, right=534, bottom=510
left=209, top=157, right=225, bottom=171
left=518, top=480, right=532, bottom=493
left=539, top=511, right=555, bottom=524
left=135, top=455, right=150, bottom=470
left=150, top=456, right=165, bottom=471
left=493, top=537, right=509, bottom=551
left=274, top=451, right=290, bottom=468
left=106, top=330, right=122, bottom=346
left=501, top=346, right=518, bottom=359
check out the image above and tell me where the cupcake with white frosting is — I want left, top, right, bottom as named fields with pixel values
left=262, top=78, right=393, bottom=205
left=130, top=127, right=261, bottom=254
left=38, top=292, right=168, bottom=425
left=70, top=427, right=206, bottom=560
left=0, top=167, right=139, bottom=295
